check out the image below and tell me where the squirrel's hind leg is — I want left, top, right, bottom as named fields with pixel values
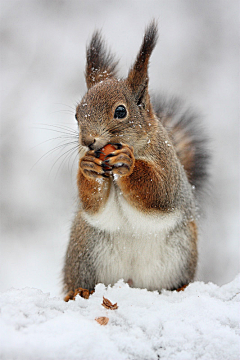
left=64, top=287, right=94, bottom=302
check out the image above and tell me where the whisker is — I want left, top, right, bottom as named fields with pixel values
left=71, top=147, right=82, bottom=175
left=31, top=114, right=85, bottom=179
left=50, top=109, right=75, bottom=116
left=30, top=140, right=80, bottom=172
left=32, top=119, right=85, bottom=178
left=108, top=121, right=126, bottom=133
left=30, top=135, right=78, bottom=151
left=50, top=144, right=80, bottom=178
left=36, top=123, right=78, bottom=136
left=53, top=103, right=76, bottom=111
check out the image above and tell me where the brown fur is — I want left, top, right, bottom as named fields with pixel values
left=117, top=158, right=178, bottom=212
left=62, top=21, right=209, bottom=296
left=153, top=97, right=209, bottom=193
left=85, top=31, right=118, bottom=89
left=77, top=169, right=111, bottom=214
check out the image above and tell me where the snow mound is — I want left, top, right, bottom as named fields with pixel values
left=0, top=276, right=239, bottom=360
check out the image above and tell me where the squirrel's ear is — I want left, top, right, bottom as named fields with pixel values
left=85, top=31, right=118, bottom=89
left=127, top=21, right=158, bottom=105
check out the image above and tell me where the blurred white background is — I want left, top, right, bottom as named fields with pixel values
left=0, top=0, right=239, bottom=296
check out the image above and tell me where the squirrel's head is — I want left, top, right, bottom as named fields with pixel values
left=75, top=21, right=158, bottom=154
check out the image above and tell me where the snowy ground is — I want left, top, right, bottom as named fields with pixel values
left=0, top=276, right=239, bottom=360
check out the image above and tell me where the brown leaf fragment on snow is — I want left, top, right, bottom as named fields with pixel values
left=102, top=296, right=118, bottom=310
left=95, top=316, right=109, bottom=326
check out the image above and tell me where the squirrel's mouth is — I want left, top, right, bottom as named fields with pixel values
left=92, top=143, right=122, bottom=156
left=82, top=136, right=123, bottom=152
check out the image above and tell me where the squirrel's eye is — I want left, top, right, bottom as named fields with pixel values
left=75, top=114, right=78, bottom=121
left=114, top=105, right=127, bottom=119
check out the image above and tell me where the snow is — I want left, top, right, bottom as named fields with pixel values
left=1, top=276, right=239, bottom=360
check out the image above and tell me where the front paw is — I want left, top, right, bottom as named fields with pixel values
left=104, top=144, right=135, bottom=177
left=80, top=150, right=110, bottom=179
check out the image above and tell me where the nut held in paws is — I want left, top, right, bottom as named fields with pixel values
left=99, top=144, right=116, bottom=160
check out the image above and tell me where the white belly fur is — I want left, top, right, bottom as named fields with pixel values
left=82, top=181, right=187, bottom=290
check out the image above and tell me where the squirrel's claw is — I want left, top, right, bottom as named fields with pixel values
left=94, top=149, right=105, bottom=159
left=106, top=144, right=135, bottom=177
left=115, top=143, right=123, bottom=150
left=80, top=150, right=110, bottom=179
left=102, top=162, right=112, bottom=172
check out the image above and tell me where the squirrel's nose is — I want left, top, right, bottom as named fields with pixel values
left=82, top=135, right=96, bottom=149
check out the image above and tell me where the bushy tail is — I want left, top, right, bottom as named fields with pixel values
left=153, top=96, right=210, bottom=195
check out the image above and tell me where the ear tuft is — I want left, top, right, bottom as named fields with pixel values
left=85, top=31, right=119, bottom=89
left=127, top=20, right=158, bottom=102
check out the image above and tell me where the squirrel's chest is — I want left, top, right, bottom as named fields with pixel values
left=82, top=181, right=181, bottom=234
left=82, top=182, right=184, bottom=290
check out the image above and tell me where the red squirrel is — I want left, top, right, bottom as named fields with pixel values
left=63, top=21, right=209, bottom=298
